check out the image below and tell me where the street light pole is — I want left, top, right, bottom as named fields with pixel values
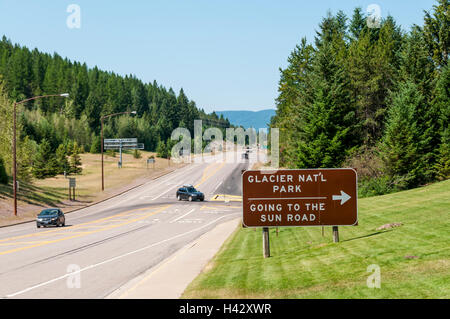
left=12, top=93, right=69, bottom=216
left=101, top=116, right=104, bottom=191
left=100, top=111, right=136, bottom=191
left=13, top=102, right=17, bottom=217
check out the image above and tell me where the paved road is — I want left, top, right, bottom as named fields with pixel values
left=0, top=152, right=252, bottom=298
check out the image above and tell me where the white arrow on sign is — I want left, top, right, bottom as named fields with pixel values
left=332, top=191, right=351, bottom=205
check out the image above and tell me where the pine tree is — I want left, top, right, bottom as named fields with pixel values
left=380, top=82, right=425, bottom=188
left=84, top=90, right=102, bottom=130
left=66, top=140, right=74, bottom=156
left=347, top=18, right=401, bottom=144
left=131, top=82, right=148, bottom=116
left=294, top=41, right=358, bottom=168
left=399, top=27, right=441, bottom=181
left=423, top=0, right=449, bottom=68
left=133, top=149, right=142, bottom=159
left=69, top=142, right=83, bottom=174
left=433, top=64, right=450, bottom=179
left=0, top=36, right=232, bottom=156
left=16, top=136, right=36, bottom=182
left=0, top=156, right=8, bottom=184
left=434, top=129, right=450, bottom=180
left=90, top=134, right=101, bottom=154
left=70, top=65, right=90, bottom=118
left=41, top=61, right=59, bottom=113
left=349, top=7, right=366, bottom=41
left=55, top=144, right=69, bottom=174
left=156, top=140, right=167, bottom=158
left=166, top=138, right=177, bottom=159
left=399, top=27, right=435, bottom=95
left=33, top=138, right=58, bottom=179
left=272, top=38, right=314, bottom=167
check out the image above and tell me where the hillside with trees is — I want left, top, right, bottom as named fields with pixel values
left=215, top=109, right=276, bottom=129
left=0, top=38, right=230, bottom=181
left=271, top=0, right=449, bottom=196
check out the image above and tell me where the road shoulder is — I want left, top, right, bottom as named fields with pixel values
left=107, top=217, right=241, bottom=299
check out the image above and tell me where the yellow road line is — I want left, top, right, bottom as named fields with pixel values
left=208, top=194, right=242, bottom=202
left=0, top=160, right=229, bottom=252
left=200, top=205, right=241, bottom=210
left=0, top=241, right=54, bottom=246
left=0, top=205, right=170, bottom=256
left=195, top=162, right=225, bottom=188
left=0, top=206, right=161, bottom=244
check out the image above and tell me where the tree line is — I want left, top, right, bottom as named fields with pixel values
left=0, top=37, right=231, bottom=180
left=271, top=0, right=449, bottom=196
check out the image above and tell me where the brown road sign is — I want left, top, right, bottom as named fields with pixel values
left=242, top=169, right=358, bottom=227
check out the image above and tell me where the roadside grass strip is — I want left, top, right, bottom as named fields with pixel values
left=183, top=180, right=450, bottom=299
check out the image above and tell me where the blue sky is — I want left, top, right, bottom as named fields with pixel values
left=0, top=0, right=437, bottom=112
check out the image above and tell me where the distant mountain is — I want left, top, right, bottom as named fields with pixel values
left=215, top=109, right=276, bottom=129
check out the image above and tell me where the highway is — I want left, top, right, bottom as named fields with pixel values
left=0, top=152, right=251, bottom=298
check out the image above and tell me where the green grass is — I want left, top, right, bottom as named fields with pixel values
left=183, top=180, right=450, bottom=299
left=0, top=180, right=68, bottom=207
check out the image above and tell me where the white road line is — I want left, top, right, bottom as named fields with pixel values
left=149, top=163, right=207, bottom=201
left=125, top=164, right=200, bottom=203
left=150, top=160, right=223, bottom=201
left=151, top=184, right=179, bottom=201
left=214, top=181, right=223, bottom=192
left=65, top=164, right=200, bottom=222
left=5, top=213, right=239, bottom=298
left=169, top=209, right=195, bottom=223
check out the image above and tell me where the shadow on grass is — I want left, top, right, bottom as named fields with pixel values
left=341, top=229, right=393, bottom=243
left=0, top=181, right=84, bottom=208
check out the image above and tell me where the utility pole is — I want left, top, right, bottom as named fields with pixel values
left=12, top=94, right=69, bottom=216
left=101, top=117, right=104, bottom=191
left=13, top=102, right=17, bottom=216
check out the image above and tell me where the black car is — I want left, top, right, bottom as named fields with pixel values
left=36, top=208, right=65, bottom=228
left=176, top=185, right=204, bottom=202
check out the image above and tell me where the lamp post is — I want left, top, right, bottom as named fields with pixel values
left=13, top=93, right=69, bottom=216
left=100, top=111, right=137, bottom=191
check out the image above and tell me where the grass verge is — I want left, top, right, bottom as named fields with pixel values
left=182, top=180, right=450, bottom=299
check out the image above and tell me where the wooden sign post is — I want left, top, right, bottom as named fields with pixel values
left=69, top=178, right=76, bottom=201
left=333, top=226, right=339, bottom=243
left=262, top=227, right=270, bottom=258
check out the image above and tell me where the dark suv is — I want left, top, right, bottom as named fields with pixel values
left=36, top=208, right=65, bottom=228
left=176, top=185, right=204, bottom=202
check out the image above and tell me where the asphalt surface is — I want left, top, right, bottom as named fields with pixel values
left=0, top=152, right=252, bottom=299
